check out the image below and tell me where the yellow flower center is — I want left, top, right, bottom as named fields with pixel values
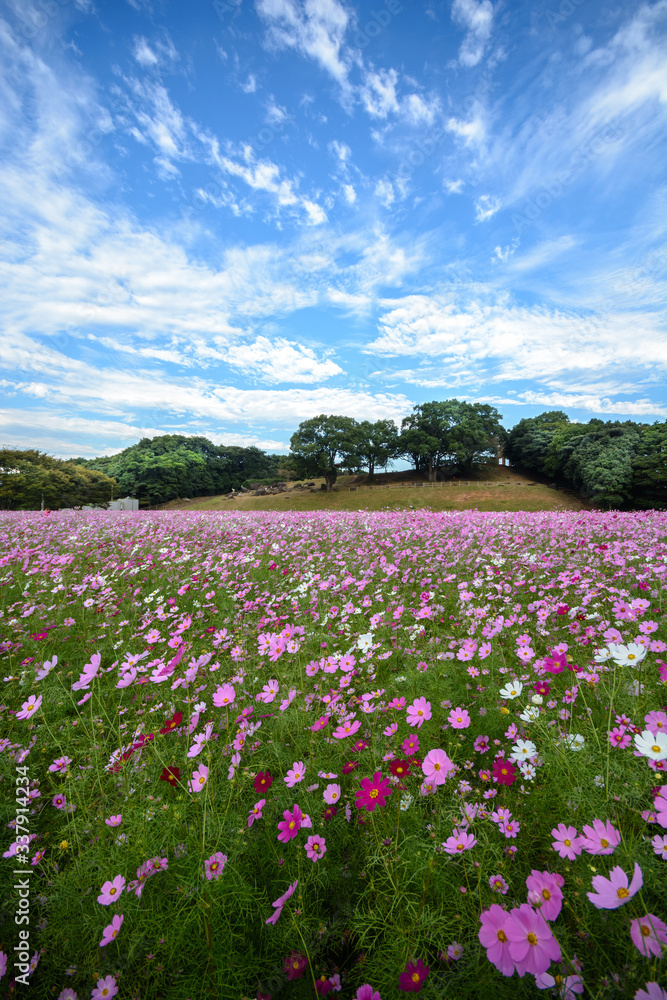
left=527, top=933, right=538, bottom=946
left=617, top=887, right=629, bottom=898
left=641, top=924, right=651, bottom=937
left=110, top=888, right=117, bottom=896
left=564, top=839, right=571, bottom=846
left=288, top=821, right=295, bottom=830
left=434, top=762, right=440, bottom=771
left=369, top=789, right=379, bottom=798
left=652, top=745, right=661, bottom=753
left=497, top=930, right=507, bottom=943
left=542, top=889, right=551, bottom=900
left=418, top=710, right=423, bottom=716
left=600, top=839, right=609, bottom=848
left=412, top=973, right=421, bottom=983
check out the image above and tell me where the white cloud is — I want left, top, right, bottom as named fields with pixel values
left=211, top=336, right=343, bottom=382
left=360, top=68, right=399, bottom=118
left=342, top=183, right=356, bottom=203
left=256, top=0, right=352, bottom=93
left=133, top=37, right=159, bottom=66
left=445, top=178, right=464, bottom=194
left=241, top=73, right=258, bottom=93
left=451, top=0, right=494, bottom=67
left=474, top=194, right=501, bottom=222
left=375, top=178, right=395, bottom=207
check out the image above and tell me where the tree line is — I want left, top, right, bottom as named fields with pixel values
left=506, top=411, right=667, bottom=509
left=1, top=402, right=665, bottom=509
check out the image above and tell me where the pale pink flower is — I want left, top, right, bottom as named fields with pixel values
left=99, top=914, right=124, bottom=947
left=323, top=783, right=341, bottom=804
left=406, top=697, right=431, bottom=728
left=16, top=694, right=42, bottom=720
left=91, top=975, right=118, bottom=1000
left=587, top=862, right=643, bottom=909
left=97, top=875, right=125, bottom=906
left=247, top=798, right=265, bottom=828
left=305, top=834, right=327, bottom=861
left=104, top=815, right=122, bottom=827
left=212, top=683, right=235, bottom=707
left=448, top=707, right=471, bottom=729
left=284, top=761, right=306, bottom=787
left=422, top=749, right=454, bottom=785
left=630, top=914, right=667, bottom=957
left=189, top=764, right=209, bottom=793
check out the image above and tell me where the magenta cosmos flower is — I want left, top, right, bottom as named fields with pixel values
left=305, top=834, right=327, bottom=861
left=631, top=914, right=667, bottom=957
left=355, top=772, right=393, bottom=812
left=581, top=818, right=620, bottom=855
left=203, top=852, right=228, bottom=880
left=189, top=764, right=209, bottom=793
left=334, top=719, right=362, bottom=739
left=406, top=698, right=431, bottom=728
left=504, top=903, right=561, bottom=976
left=551, top=823, right=584, bottom=860
left=587, top=863, right=643, bottom=909
left=99, top=914, right=124, bottom=948
left=478, top=905, right=515, bottom=977
left=356, top=987, right=382, bottom=1000
left=398, top=958, right=429, bottom=992
left=422, top=749, right=454, bottom=785
left=284, top=951, right=308, bottom=980
left=525, top=870, right=564, bottom=921
left=277, top=804, right=304, bottom=842
left=97, top=875, right=126, bottom=906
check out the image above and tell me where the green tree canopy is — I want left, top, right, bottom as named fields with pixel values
left=354, top=419, right=399, bottom=479
left=0, top=450, right=117, bottom=510
left=289, top=415, right=361, bottom=491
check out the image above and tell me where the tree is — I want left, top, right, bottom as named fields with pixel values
left=354, top=419, right=399, bottom=479
left=0, top=449, right=116, bottom=510
left=632, top=420, right=667, bottom=509
left=562, top=422, right=643, bottom=508
left=289, top=415, right=361, bottom=491
left=397, top=400, right=505, bottom=480
left=506, top=411, right=570, bottom=474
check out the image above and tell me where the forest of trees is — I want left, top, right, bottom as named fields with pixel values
left=1, top=402, right=665, bottom=509
left=506, top=411, right=667, bottom=509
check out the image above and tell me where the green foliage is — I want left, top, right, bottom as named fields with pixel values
left=80, top=435, right=283, bottom=505
left=0, top=449, right=117, bottom=510
left=289, top=415, right=362, bottom=491
left=354, top=419, right=400, bottom=478
left=562, top=423, right=642, bottom=508
left=632, top=420, right=667, bottom=509
left=399, top=401, right=505, bottom=480
left=506, top=411, right=570, bottom=473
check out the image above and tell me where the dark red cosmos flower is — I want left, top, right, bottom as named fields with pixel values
left=284, top=951, right=307, bottom=981
left=398, top=958, right=430, bottom=992
left=342, top=761, right=359, bottom=775
left=389, top=759, right=411, bottom=779
left=315, top=976, right=335, bottom=996
left=132, top=733, right=155, bottom=750
left=160, top=766, right=181, bottom=787
left=408, top=756, right=422, bottom=769
left=491, top=756, right=517, bottom=786
left=159, top=711, right=183, bottom=735
left=254, top=771, right=273, bottom=794
left=322, top=806, right=337, bottom=822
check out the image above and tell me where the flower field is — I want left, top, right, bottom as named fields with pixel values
left=1, top=507, right=667, bottom=1000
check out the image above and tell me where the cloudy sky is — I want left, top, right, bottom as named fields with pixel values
left=0, top=0, right=665, bottom=459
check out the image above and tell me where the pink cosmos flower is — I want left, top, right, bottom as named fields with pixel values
left=651, top=834, right=667, bottom=859
left=551, top=823, right=584, bottom=860
left=356, top=987, right=382, bottom=1000
left=16, top=694, right=42, bottom=720
left=504, top=903, right=561, bottom=976
left=334, top=719, right=361, bottom=739
left=525, top=870, right=564, bottom=921
left=203, top=852, right=227, bottom=880
left=355, top=772, right=392, bottom=812
left=479, top=904, right=515, bottom=977
left=277, top=804, right=303, bottom=843
left=323, top=783, right=341, bottom=805
left=97, top=875, right=126, bottom=906
left=284, top=761, right=306, bottom=787
left=406, top=697, right=431, bottom=728
left=442, top=828, right=477, bottom=854
left=265, top=879, right=298, bottom=925
left=587, top=862, right=643, bottom=909
left=402, top=735, right=420, bottom=754
left=311, top=715, right=329, bottom=732
left=535, top=973, right=584, bottom=997
left=608, top=726, right=632, bottom=749
left=581, top=818, right=621, bottom=855
left=630, top=914, right=667, bottom=957
left=422, top=749, right=454, bottom=785
left=99, top=914, right=124, bottom=948
left=91, top=976, right=118, bottom=1000
left=284, top=950, right=308, bottom=980
left=305, top=834, right=327, bottom=861
left=212, top=683, right=235, bottom=707
left=448, top=707, right=471, bottom=729
left=247, top=798, right=265, bottom=828
left=635, top=984, right=667, bottom=1000
left=104, top=815, right=122, bottom=827
left=474, top=736, right=490, bottom=753
left=189, top=764, right=209, bottom=794
left=48, top=756, right=71, bottom=773
left=52, top=794, right=66, bottom=810
left=489, top=874, right=509, bottom=894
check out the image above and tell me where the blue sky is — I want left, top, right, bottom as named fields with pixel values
left=0, top=0, right=665, bottom=460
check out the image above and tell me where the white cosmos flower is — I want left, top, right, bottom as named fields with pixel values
left=519, top=706, right=540, bottom=723
left=518, top=762, right=536, bottom=780
left=562, top=734, right=585, bottom=752
left=530, top=694, right=543, bottom=706
left=510, top=739, right=536, bottom=762
left=634, top=730, right=667, bottom=761
left=608, top=643, right=647, bottom=666
left=593, top=647, right=610, bottom=663
left=357, top=633, right=374, bottom=653
left=499, top=681, right=523, bottom=700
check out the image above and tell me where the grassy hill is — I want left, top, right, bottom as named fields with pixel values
left=156, top=464, right=594, bottom=513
